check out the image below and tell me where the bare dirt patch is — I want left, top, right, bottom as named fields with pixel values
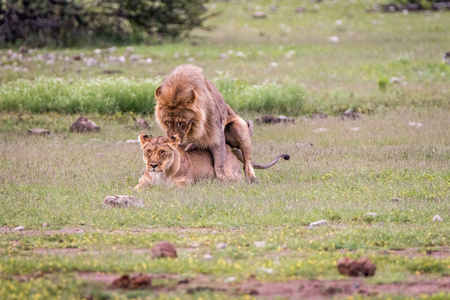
left=34, top=247, right=88, bottom=255
left=0, top=226, right=218, bottom=237
left=75, top=272, right=450, bottom=299
left=380, top=247, right=450, bottom=259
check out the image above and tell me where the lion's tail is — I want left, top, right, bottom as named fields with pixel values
left=231, top=148, right=290, bottom=170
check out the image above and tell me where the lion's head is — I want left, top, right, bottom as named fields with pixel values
left=154, top=85, right=200, bottom=143
left=138, top=134, right=179, bottom=173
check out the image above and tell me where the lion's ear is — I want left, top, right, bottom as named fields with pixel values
left=139, top=133, right=151, bottom=146
left=187, top=88, right=198, bottom=105
left=155, top=86, right=163, bottom=99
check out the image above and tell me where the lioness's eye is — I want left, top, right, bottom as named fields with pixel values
left=178, top=122, right=183, bottom=127
left=160, top=150, right=165, bottom=154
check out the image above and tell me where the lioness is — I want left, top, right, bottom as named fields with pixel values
left=155, top=64, right=256, bottom=181
left=134, top=134, right=289, bottom=189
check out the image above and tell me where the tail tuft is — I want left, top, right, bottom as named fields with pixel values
left=282, top=154, right=290, bottom=160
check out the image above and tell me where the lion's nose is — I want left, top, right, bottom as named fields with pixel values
left=150, top=163, right=158, bottom=168
left=170, top=135, right=176, bottom=140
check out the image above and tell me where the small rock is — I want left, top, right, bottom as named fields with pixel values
left=432, top=215, right=443, bottom=222
left=312, top=128, right=328, bottom=133
left=337, top=257, right=376, bottom=277
left=28, top=128, right=50, bottom=135
left=277, top=116, right=295, bottom=124
left=151, top=241, right=177, bottom=259
left=125, top=139, right=140, bottom=144
left=308, top=220, right=327, bottom=229
left=134, top=119, right=150, bottom=129
left=102, top=195, right=144, bottom=208
left=212, top=230, right=219, bottom=234
left=253, top=241, right=266, bottom=248
left=190, top=242, right=200, bottom=248
left=70, top=117, right=100, bottom=133
left=328, top=36, right=340, bottom=43
left=364, top=212, right=377, bottom=217
left=13, top=226, right=25, bottom=231
left=392, top=197, right=404, bottom=202
left=295, top=6, right=306, bottom=13
left=111, top=274, right=152, bottom=289
left=443, top=51, right=450, bottom=65
left=409, top=121, right=423, bottom=129
left=217, top=243, right=228, bottom=249
left=203, top=254, right=213, bottom=260
left=42, top=222, right=49, bottom=227
left=295, top=142, right=314, bottom=148
left=224, top=276, right=236, bottom=283
left=269, top=62, right=278, bottom=68
left=219, top=53, right=229, bottom=59
left=389, top=77, right=402, bottom=84
left=258, top=267, right=274, bottom=274
left=94, top=49, right=102, bottom=55
left=253, top=12, right=267, bottom=18
left=341, top=109, right=360, bottom=120
left=311, top=113, right=328, bottom=119
left=349, top=127, right=360, bottom=132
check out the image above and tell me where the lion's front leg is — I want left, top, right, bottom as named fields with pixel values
left=210, top=131, right=227, bottom=181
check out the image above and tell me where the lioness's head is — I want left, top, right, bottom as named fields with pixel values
left=139, top=134, right=179, bottom=173
left=155, top=85, right=199, bottom=143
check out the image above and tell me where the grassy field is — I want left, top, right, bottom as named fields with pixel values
left=0, top=0, right=449, bottom=299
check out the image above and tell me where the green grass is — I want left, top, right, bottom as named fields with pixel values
left=0, top=109, right=449, bottom=299
left=1, top=0, right=449, bottom=298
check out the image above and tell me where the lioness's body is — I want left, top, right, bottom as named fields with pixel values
left=135, top=135, right=289, bottom=189
left=154, top=64, right=256, bottom=181
left=135, top=135, right=242, bottom=189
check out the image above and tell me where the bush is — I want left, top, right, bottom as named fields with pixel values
left=0, top=76, right=308, bottom=115
left=0, top=0, right=209, bottom=47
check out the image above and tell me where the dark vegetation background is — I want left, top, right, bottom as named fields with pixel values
left=0, top=0, right=208, bottom=47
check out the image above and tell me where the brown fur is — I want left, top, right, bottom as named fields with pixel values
left=134, top=134, right=242, bottom=189
left=154, top=64, right=256, bottom=181
left=134, top=134, right=289, bottom=189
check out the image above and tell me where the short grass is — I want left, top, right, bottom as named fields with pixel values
left=1, top=0, right=449, bottom=299
left=0, top=109, right=449, bottom=299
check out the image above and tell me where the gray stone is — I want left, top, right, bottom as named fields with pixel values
left=432, top=215, right=443, bottom=222
left=252, top=12, right=267, bottom=18
left=253, top=241, right=266, bottom=248
left=28, top=128, right=50, bottom=135
left=13, top=226, right=24, bottom=231
left=102, top=195, right=144, bottom=208
left=70, top=117, right=100, bottom=133
left=308, top=220, right=327, bottom=229
left=203, top=254, right=213, bottom=260
left=364, top=212, right=378, bottom=217
left=217, top=243, right=228, bottom=249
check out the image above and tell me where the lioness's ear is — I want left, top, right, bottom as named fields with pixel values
left=155, top=86, right=162, bottom=99
left=167, top=134, right=181, bottom=150
left=139, top=133, right=151, bottom=146
left=187, top=88, right=198, bottom=105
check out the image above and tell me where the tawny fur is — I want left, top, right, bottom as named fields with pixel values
left=154, top=64, right=257, bottom=181
left=134, top=134, right=289, bottom=189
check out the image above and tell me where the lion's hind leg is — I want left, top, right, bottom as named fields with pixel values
left=225, top=118, right=257, bottom=182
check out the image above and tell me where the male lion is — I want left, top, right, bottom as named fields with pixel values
left=134, top=134, right=289, bottom=189
left=155, top=64, right=256, bottom=181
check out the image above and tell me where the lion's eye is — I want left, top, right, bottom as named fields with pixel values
left=147, top=150, right=151, bottom=154
left=160, top=150, right=165, bottom=154
left=178, top=122, right=183, bottom=127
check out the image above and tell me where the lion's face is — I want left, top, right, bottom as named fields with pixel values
left=139, top=135, right=176, bottom=173
left=155, top=85, right=199, bottom=143
left=160, top=113, right=195, bottom=143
